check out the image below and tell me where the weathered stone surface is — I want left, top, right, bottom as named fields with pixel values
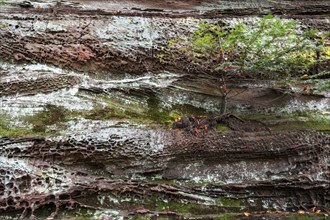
left=0, top=73, right=81, bottom=96
left=0, top=0, right=329, bottom=219
left=1, top=0, right=329, bottom=75
left=0, top=129, right=329, bottom=218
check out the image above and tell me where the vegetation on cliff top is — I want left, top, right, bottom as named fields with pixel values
left=167, top=14, right=329, bottom=79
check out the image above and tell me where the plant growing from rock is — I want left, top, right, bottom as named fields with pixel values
left=164, top=15, right=329, bottom=113
left=186, top=15, right=325, bottom=78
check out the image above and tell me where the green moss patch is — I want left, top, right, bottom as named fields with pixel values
left=84, top=106, right=130, bottom=120
left=25, top=104, right=68, bottom=133
left=0, top=23, right=9, bottom=28
left=216, top=123, right=230, bottom=131
left=216, top=198, right=243, bottom=207
left=0, top=127, right=39, bottom=137
left=0, top=114, right=43, bottom=137
left=0, top=1, right=12, bottom=5
left=272, top=114, right=329, bottom=133
left=315, top=79, right=330, bottom=93
left=242, top=112, right=330, bottom=133
left=81, top=95, right=210, bottom=128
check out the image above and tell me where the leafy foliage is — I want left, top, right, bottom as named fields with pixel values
left=180, top=15, right=328, bottom=79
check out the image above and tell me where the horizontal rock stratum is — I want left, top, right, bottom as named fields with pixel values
left=0, top=129, right=329, bottom=218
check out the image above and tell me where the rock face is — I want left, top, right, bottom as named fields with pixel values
left=0, top=73, right=81, bottom=96
left=1, top=0, right=330, bottom=75
left=0, top=0, right=329, bottom=219
left=0, top=129, right=329, bottom=218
